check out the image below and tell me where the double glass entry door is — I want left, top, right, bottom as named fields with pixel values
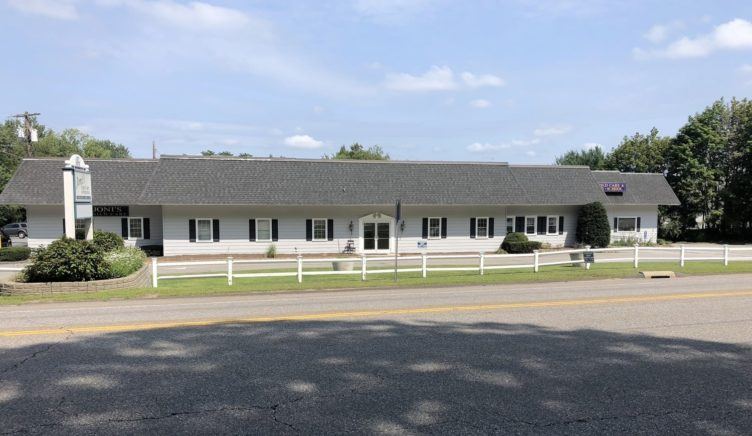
left=363, top=222, right=390, bottom=251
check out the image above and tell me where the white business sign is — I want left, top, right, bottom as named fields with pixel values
left=64, top=154, right=93, bottom=221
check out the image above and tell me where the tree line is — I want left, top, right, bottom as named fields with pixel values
left=0, top=118, right=132, bottom=225
left=556, top=98, right=752, bottom=240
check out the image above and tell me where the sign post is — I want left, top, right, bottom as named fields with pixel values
left=63, top=155, right=93, bottom=240
left=394, top=199, right=401, bottom=281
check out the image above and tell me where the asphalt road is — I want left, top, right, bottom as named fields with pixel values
left=1, top=275, right=751, bottom=435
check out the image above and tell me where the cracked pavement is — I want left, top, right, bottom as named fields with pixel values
left=1, top=275, right=752, bottom=434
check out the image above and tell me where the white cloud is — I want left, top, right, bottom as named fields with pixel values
left=6, top=0, right=78, bottom=20
left=461, top=72, right=505, bottom=88
left=466, top=138, right=539, bottom=152
left=635, top=18, right=752, bottom=60
left=283, top=134, right=324, bottom=149
left=384, top=66, right=457, bottom=92
left=643, top=21, right=683, bottom=44
left=740, top=64, right=752, bottom=74
left=533, top=124, right=572, bottom=137
left=469, top=99, right=491, bottom=109
left=124, top=0, right=253, bottom=31
left=385, top=66, right=504, bottom=92
left=525, top=150, right=537, bottom=157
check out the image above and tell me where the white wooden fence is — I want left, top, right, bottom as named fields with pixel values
left=151, top=244, right=752, bottom=288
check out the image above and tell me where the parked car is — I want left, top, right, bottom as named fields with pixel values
left=2, top=223, right=28, bottom=239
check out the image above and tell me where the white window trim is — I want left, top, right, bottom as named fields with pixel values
left=475, top=217, right=489, bottom=239
left=256, top=218, right=272, bottom=242
left=195, top=218, right=214, bottom=243
left=428, top=217, right=442, bottom=240
left=546, top=216, right=559, bottom=236
left=312, top=218, right=328, bottom=242
left=525, top=216, right=536, bottom=235
left=127, top=217, right=144, bottom=240
left=506, top=216, right=515, bottom=234
left=616, top=216, right=638, bottom=233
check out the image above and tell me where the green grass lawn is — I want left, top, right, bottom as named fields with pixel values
left=3, top=260, right=752, bottom=306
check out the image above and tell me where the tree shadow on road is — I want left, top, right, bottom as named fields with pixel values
left=1, top=320, right=751, bottom=434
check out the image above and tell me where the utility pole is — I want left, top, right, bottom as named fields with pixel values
left=152, top=140, right=157, bottom=159
left=12, top=111, right=40, bottom=157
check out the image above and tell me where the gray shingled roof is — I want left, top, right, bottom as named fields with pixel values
left=0, top=156, right=680, bottom=206
left=0, top=159, right=157, bottom=205
left=592, top=171, right=680, bottom=206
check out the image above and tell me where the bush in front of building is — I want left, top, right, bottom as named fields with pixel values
left=23, top=238, right=111, bottom=282
left=265, top=244, right=277, bottom=258
left=0, top=246, right=31, bottom=261
left=576, top=201, right=611, bottom=248
left=501, top=232, right=543, bottom=254
left=93, top=230, right=125, bottom=252
left=105, top=246, right=146, bottom=278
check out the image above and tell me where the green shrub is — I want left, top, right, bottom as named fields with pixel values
left=576, top=202, right=611, bottom=248
left=105, top=247, right=146, bottom=278
left=265, top=244, right=277, bottom=258
left=0, top=246, right=31, bottom=261
left=93, top=230, right=125, bottom=252
left=610, top=236, right=640, bottom=247
left=23, top=238, right=110, bottom=282
left=501, top=232, right=543, bottom=254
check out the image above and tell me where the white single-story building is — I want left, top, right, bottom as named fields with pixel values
left=0, top=156, right=680, bottom=256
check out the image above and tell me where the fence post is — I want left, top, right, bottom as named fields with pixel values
left=533, top=250, right=539, bottom=273
left=151, top=257, right=158, bottom=288
left=585, top=245, right=591, bottom=270
left=421, top=253, right=427, bottom=278
left=680, top=244, right=685, bottom=267
left=479, top=252, right=485, bottom=276
left=724, top=244, right=729, bottom=266
left=227, top=256, right=233, bottom=286
left=361, top=254, right=367, bottom=281
left=297, top=255, right=303, bottom=283
left=633, top=244, right=639, bottom=269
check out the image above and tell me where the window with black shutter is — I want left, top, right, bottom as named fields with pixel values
left=537, top=216, right=547, bottom=235
left=212, top=219, right=220, bottom=242
left=558, top=216, right=564, bottom=235
left=422, top=218, right=429, bottom=239
left=249, top=219, right=256, bottom=241
left=515, top=216, right=525, bottom=234
left=440, top=217, right=447, bottom=238
left=469, top=218, right=476, bottom=238
left=189, top=219, right=196, bottom=242
left=272, top=219, right=279, bottom=241
left=488, top=217, right=495, bottom=238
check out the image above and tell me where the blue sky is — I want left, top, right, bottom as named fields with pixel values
left=1, top=0, right=751, bottom=162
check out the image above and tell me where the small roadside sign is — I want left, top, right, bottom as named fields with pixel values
left=584, top=251, right=595, bottom=264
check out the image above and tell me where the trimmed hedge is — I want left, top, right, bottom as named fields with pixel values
left=576, top=202, right=611, bottom=248
left=0, top=246, right=31, bottom=262
left=93, top=230, right=125, bottom=253
left=501, top=232, right=542, bottom=254
left=23, top=238, right=110, bottom=282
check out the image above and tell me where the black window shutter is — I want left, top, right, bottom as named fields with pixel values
left=249, top=219, right=256, bottom=241
left=469, top=218, right=476, bottom=238
left=212, top=219, right=220, bottom=242
left=143, top=218, right=150, bottom=240
left=537, top=216, right=546, bottom=235
left=272, top=219, right=279, bottom=241
left=614, top=217, right=618, bottom=232
left=62, top=219, right=66, bottom=235
left=121, top=218, right=128, bottom=238
left=637, top=217, right=641, bottom=232
left=306, top=219, right=312, bottom=241
left=489, top=217, right=495, bottom=238
left=515, top=217, right=525, bottom=233
left=441, top=217, right=448, bottom=238
left=558, top=216, right=564, bottom=235
left=422, top=218, right=428, bottom=239
left=327, top=219, right=334, bottom=241
left=189, top=219, right=196, bottom=242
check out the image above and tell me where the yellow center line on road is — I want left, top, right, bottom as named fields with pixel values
left=2, top=289, right=752, bottom=338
